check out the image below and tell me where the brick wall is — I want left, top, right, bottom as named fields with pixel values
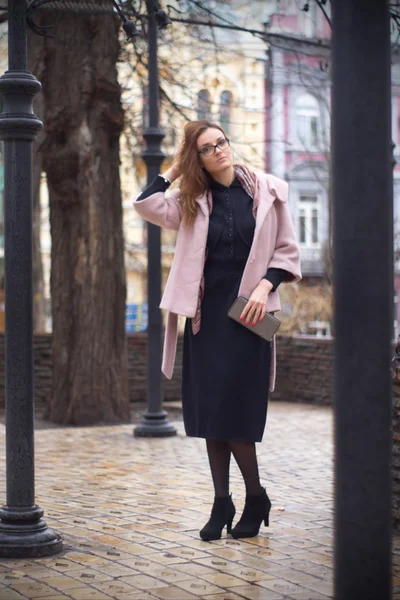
left=272, top=336, right=333, bottom=405
left=0, top=333, right=184, bottom=409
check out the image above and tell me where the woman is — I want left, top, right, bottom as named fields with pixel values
left=134, top=120, right=301, bottom=541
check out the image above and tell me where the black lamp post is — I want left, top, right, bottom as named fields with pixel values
left=0, top=0, right=62, bottom=557
left=133, top=1, right=176, bottom=437
left=332, top=0, right=392, bottom=597
left=114, top=0, right=176, bottom=437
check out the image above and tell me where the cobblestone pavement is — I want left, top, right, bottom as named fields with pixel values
left=0, top=401, right=398, bottom=600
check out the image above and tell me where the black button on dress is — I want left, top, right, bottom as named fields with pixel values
left=182, top=176, right=271, bottom=442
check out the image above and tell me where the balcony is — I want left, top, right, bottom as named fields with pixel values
left=300, top=246, right=325, bottom=276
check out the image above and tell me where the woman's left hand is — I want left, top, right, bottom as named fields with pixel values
left=239, top=279, right=273, bottom=326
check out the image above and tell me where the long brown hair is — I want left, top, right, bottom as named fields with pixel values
left=175, top=120, right=227, bottom=227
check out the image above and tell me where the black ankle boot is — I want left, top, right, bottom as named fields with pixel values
left=199, top=495, right=236, bottom=541
left=230, top=487, right=271, bottom=539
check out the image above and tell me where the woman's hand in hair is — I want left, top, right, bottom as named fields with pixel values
left=239, top=279, right=273, bottom=326
left=163, top=162, right=182, bottom=184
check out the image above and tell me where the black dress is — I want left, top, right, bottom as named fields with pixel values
left=182, top=177, right=285, bottom=443
left=137, top=175, right=287, bottom=443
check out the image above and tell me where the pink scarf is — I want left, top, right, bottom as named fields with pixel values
left=191, top=165, right=258, bottom=334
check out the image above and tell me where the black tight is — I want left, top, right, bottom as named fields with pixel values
left=206, top=440, right=231, bottom=497
left=206, top=439, right=262, bottom=497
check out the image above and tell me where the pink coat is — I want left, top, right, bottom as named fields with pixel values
left=134, top=172, right=302, bottom=391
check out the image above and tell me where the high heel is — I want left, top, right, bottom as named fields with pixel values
left=227, top=515, right=234, bottom=534
left=200, top=494, right=236, bottom=541
left=230, top=487, right=271, bottom=539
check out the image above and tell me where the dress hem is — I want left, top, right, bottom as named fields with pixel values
left=184, top=432, right=264, bottom=443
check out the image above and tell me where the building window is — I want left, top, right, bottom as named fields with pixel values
left=197, top=89, right=211, bottom=120
left=220, top=90, right=232, bottom=135
left=298, top=195, right=320, bottom=246
left=295, top=94, right=320, bottom=150
left=312, top=208, right=318, bottom=244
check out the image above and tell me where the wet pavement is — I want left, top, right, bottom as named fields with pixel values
left=0, top=401, right=397, bottom=600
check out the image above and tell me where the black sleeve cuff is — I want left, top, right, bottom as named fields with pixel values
left=136, top=175, right=170, bottom=201
left=264, top=268, right=290, bottom=292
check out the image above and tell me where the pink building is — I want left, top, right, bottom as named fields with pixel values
left=263, top=2, right=332, bottom=280
left=260, top=0, right=400, bottom=332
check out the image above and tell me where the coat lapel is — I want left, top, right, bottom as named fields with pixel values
left=252, top=176, right=276, bottom=249
left=196, top=190, right=211, bottom=217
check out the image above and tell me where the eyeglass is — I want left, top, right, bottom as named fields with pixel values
left=198, top=138, right=230, bottom=157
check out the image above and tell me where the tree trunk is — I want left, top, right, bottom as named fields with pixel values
left=39, top=12, right=129, bottom=425
left=28, top=30, right=47, bottom=333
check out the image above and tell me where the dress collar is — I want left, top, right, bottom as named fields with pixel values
left=206, top=171, right=242, bottom=192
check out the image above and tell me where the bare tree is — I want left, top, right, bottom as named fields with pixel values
left=35, top=10, right=130, bottom=425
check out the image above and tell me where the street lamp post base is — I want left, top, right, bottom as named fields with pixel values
left=0, top=506, right=62, bottom=558
left=134, top=410, right=177, bottom=437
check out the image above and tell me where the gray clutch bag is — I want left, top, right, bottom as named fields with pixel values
left=227, top=296, right=281, bottom=341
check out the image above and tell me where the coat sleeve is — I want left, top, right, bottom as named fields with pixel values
left=267, top=177, right=302, bottom=283
left=133, top=188, right=182, bottom=232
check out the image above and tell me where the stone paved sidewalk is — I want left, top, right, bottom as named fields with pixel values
left=0, top=401, right=397, bottom=600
